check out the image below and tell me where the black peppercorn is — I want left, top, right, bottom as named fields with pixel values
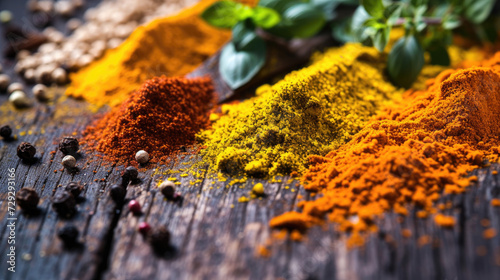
left=16, top=188, right=39, bottom=212
left=64, top=182, right=84, bottom=198
left=17, top=142, right=36, bottom=161
left=57, top=225, right=79, bottom=246
left=109, top=184, right=126, bottom=204
left=122, top=166, right=138, bottom=186
left=148, top=226, right=171, bottom=254
left=0, top=125, right=12, bottom=138
left=179, top=146, right=186, bottom=152
left=59, top=136, right=79, bottom=155
left=52, top=190, right=76, bottom=218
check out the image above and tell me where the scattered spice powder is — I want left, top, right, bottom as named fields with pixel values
left=66, top=0, right=243, bottom=108
left=82, top=76, right=214, bottom=164
left=491, top=198, right=500, bottom=207
left=270, top=51, right=500, bottom=238
left=483, top=228, right=497, bottom=239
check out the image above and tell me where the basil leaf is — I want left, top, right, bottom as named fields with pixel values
left=266, top=3, right=326, bottom=39
left=219, top=37, right=267, bottom=89
left=387, top=35, right=425, bottom=88
left=331, top=18, right=356, bottom=43
left=258, top=0, right=302, bottom=14
left=201, top=0, right=241, bottom=29
left=232, top=20, right=258, bottom=50
left=384, top=3, right=402, bottom=25
left=464, top=0, right=495, bottom=24
left=373, top=26, right=390, bottom=51
left=251, top=6, right=281, bottom=29
left=442, top=14, right=461, bottom=30
left=361, top=0, right=385, bottom=18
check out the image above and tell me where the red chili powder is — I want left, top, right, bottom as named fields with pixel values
left=82, top=76, right=214, bottom=164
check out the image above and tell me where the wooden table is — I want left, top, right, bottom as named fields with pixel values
left=1, top=1, right=500, bottom=279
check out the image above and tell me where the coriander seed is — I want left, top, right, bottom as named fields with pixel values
left=59, top=136, right=79, bottom=155
left=16, top=188, right=39, bottom=212
left=159, top=180, right=176, bottom=200
left=135, top=150, right=149, bottom=164
left=17, top=142, right=36, bottom=161
left=0, top=125, right=12, bottom=138
left=33, top=84, right=49, bottom=101
left=62, top=155, right=76, bottom=169
left=52, top=190, right=76, bottom=218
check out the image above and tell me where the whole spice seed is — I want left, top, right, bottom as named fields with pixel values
left=135, top=150, right=149, bottom=164
left=17, top=142, right=36, bottom=161
left=252, top=183, right=265, bottom=196
left=62, top=155, right=77, bottom=169
left=52, top=190, right=76, bottom=218
left=109, top=184, right=126, bottom=204
left=138, top=222, right=151, bottom=236
left=9, top=90, right=31, bottom=108
left=0, top=74, right=10, bottom=91
left=128, top=200, right=142, bottom=215
left=7, top=82, right=24, bottom=94
left=64, top=182, right=84, bottom=198
left=0, top=125, right=12, bottom=138
left=59, top=136, right=79, bottom=155
left=15, top=188, right=39, bottom=212
left=159, top=180, right=176, bottom=200
left=57, top=225, right=79, bottom=246
left=148, top=226, right=171, bottom=254
left=82, top=76, right=214, bottom=164
left=122, top=166, right=138, bottom=186
left=33, top=84, right=49, bottom=101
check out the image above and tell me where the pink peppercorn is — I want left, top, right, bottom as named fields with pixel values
left=138, top=222, right=151, bottom=235
left=128, top=200, right=142, bottom=215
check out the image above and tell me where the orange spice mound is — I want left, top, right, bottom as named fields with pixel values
left=270, top=52, right=500, bottom=234
left=82, top=76, right=214, bottom=164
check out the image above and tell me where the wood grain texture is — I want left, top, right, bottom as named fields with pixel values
left=1, top=1, right=500, bottom=280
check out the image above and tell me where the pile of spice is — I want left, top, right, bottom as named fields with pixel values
left=65, top=0, right=240, bottom=108
left=16, top=0, right=198, bottom=83
left=270, top=52, right=500, bottom=240
left=197, top=43, right=481, bottom=178
left=82, top=76, right=214, bottom=164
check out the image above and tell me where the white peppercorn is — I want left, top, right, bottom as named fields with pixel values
left=0, top=74, right=10, bottom=91
left=0, top=10, right=12, bottom=24
left=17, top=50, right=31, bottom=60
left=24, top=69, right=36, bottom=83
left=66, top=18, right=82, bottom=31
left=62, top=155, right=76, bottom=168
left=55, top=1, right=75, bottom=17
left=8, top=83, right=24, bottom=94
left=52, top=68, right=67, bottom=84
left=33, top=84, right=49, bottom=101
left=135, top=150, right=149, bottom=164
left=9, top=91, right=31, bottom=108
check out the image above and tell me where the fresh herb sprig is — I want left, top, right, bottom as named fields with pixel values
left=202, top=0, right=331, bottom=89
left=335, top=0, right=497, bottom=88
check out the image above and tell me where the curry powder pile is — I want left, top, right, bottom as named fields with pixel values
left=82, top=76, right=214, bottom=164
left=66, top=0, right=231, bottom=108
left=270, top=52, right=500, bottom=237
left=197, top=44, right=402, bottom=177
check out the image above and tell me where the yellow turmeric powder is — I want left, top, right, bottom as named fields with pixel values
left=270, top=52, right=500, bottom=238
left=198, top=43, right=402, bottom=177
left=66, top=0, right=232, bottom=108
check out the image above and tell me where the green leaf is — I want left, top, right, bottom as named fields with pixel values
left=351, top=6, right=372, bottom=43
left=258, top=0, right=302, bottom=14
left=464, top=0, right=495, bottom=24
left=201, top=1, right=241, bottom=29
left=361, top=0, right=385, bottom=18
left=384, top=3, right=403, bottom=25
left=428, top=44, right=450, bottom=66
left=373, top=26, right=390, bottom=51
left=251, top=6, right=281, bottom=28
left=311, top=0, right=340, bottom=21
left=266, top=3, right=326, bottom=38
left=219, top=37, right=267, bottom=89
left=232, top=20, right=258, bottom=50
left=331, top=19, right=356, bottom=43
left=387, top=35, right=425, bottom=88
left=442, top=14, right=461, bottom=30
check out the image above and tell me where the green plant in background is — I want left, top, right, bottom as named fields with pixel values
left=334, top=0, right=497, bottom=88
left=202, top=0, right=332, bottom=89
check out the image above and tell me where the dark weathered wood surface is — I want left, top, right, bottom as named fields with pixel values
left=1, top=1, right=500, bottom=280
